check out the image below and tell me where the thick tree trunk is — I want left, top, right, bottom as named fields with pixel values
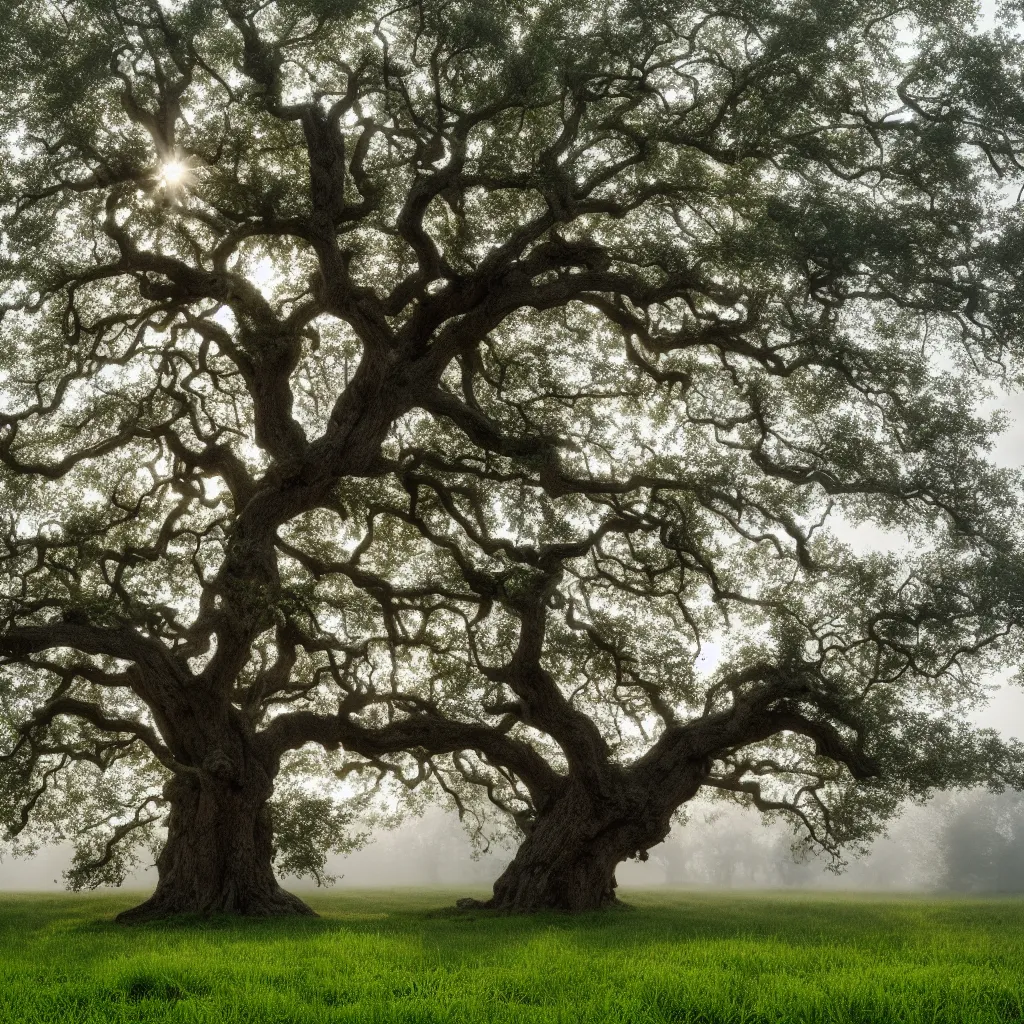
left=470, top=779, right=670, bottom=914
left=116, top=756, right=313, bottom=923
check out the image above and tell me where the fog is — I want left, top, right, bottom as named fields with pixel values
left=279, top=786, right=1024, bottom=893
left=3, top=785, right=1024, bottom=893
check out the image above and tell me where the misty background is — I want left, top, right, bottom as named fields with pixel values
left=3, top=789, right=1023, bottom=894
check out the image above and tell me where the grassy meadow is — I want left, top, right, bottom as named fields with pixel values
left=0, top=888, right=1021, bottom=1023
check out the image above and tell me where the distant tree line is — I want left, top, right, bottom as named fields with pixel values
left=940, top=791, right=1024, bottom=893
left=646, top=791, right=1024, bottom=893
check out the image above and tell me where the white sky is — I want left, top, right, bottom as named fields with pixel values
left=971, top=383, right=1024, bottom=735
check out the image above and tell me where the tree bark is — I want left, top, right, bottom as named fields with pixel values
left=116, top=757, right=314, bottom=923
left=469, top=777, right=671, bottom=913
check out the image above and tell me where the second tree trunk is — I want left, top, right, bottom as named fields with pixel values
left=482, top=779, right=668, bottom=913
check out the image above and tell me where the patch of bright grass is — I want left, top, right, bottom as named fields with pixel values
left=0, top=889, right=1021, bottom=1022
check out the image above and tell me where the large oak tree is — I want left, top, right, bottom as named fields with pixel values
left=2, top=0, right=1024, bottom=919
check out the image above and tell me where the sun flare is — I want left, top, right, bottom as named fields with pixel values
left=158, top=160, right=189, bottom=188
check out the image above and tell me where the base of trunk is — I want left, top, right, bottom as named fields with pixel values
left=455, top=892, right=628, bottom=915
left=473, top=873, right=624, bottom=914
left=116, top=882, right=316, bottom=924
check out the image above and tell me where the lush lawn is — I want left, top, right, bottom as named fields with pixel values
left=0, top=889, right=1021, bottom=1023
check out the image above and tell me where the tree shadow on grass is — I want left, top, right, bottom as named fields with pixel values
left=16, top=889, right=1024, bottom=963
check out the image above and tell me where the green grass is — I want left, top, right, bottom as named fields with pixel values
left=0, top=889, right=1022, bottom=1023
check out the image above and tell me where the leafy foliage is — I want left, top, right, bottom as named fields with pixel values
left=0, top=0, right=1023, bottom=900
left=270, top=788, right=368, bottom=886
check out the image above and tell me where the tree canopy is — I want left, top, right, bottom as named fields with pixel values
left=2, top=0, right=1024, bottom=918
